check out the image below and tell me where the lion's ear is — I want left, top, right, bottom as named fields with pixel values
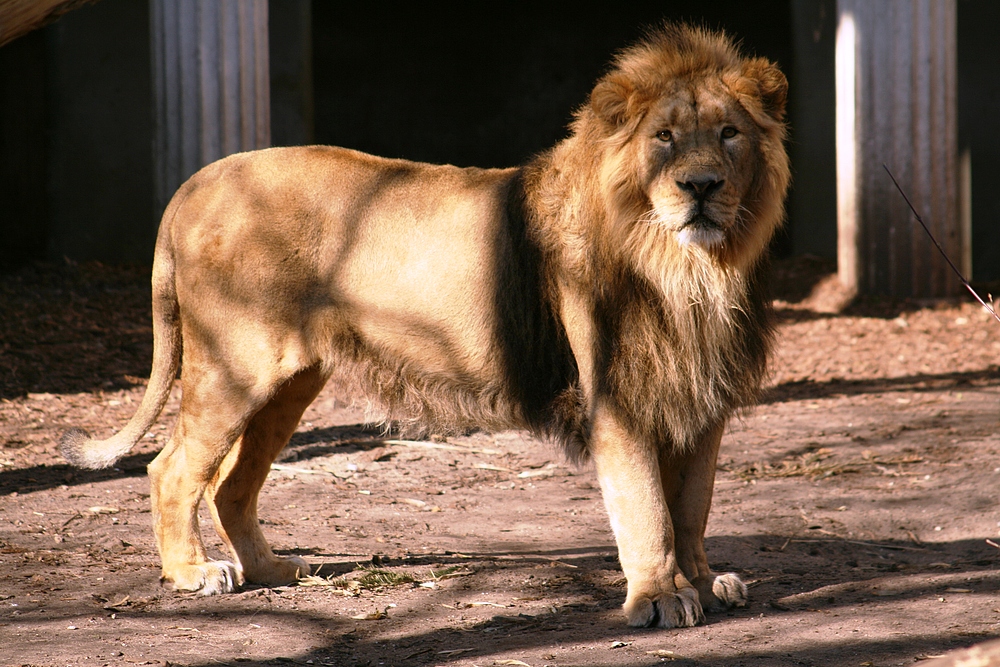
left=742, top=58, right=787, bottom=122
left=590, top=73, right=639, bottom=128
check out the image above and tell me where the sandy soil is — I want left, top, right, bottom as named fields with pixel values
left=1, top=257, right=999, bottom=667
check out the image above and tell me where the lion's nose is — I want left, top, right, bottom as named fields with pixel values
left=677, top=178, right=724, bottom=200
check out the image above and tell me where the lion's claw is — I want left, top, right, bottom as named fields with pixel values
left=711, top=572, right=748, bottom=608
left=625, top=586, right=705, bottom=628
left=161, top=561, right=241, bottom=595
left=695, top=572, right=748, bottom=612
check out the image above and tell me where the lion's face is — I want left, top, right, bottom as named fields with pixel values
left=639, top=79, right=760, bottom=250
left=585, top=36, right=789, bottom=270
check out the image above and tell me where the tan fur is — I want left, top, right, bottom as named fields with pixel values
left=61, top=24, right=789, bottom=628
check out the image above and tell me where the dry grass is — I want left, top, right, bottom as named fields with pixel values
left=725, top=448, right=925, bottom=481
left=297, top=564, right=472, bottom=594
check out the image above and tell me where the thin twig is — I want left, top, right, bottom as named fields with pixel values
left=269, top=463, right=334, bottom=476
left=791, top=538, right=929, bottom=552
left=883, top=164, right=1000, bottom=323
left=382, top=439, right=501, bottom=455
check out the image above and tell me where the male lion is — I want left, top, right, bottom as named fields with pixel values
left=62, top=24, right=789, bottom=628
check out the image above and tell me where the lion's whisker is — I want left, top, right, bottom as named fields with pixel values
left=639, top=208, right=668, bottom=227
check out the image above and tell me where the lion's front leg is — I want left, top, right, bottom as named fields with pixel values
left=661, top=421, right=747, bottom=613
left=591, top=408, right=704, bottom=628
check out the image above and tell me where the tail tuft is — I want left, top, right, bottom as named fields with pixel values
left=60, top=428, right=126, bottom=470
left=60, top=428, right=94, bottom=466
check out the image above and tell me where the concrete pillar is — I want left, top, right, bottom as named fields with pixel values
left=836, top=0, right=960, bottom=297
left=150, top=0, right=269, bottom=219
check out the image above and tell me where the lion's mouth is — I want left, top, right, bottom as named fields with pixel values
left=682, top=213, right=721, bottom=231
left=677, top=214, right=725, bottom=248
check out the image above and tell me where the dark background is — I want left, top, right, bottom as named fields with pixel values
left=0, top=0, right=996, bottom=282
left=309, top=3, right=790, bottom=169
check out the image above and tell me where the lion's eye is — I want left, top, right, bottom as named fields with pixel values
left=656, top=130, right=673, bottom=143
left=721, top=126, right=739, bottom=139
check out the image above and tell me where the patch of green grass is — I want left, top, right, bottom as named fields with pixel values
left=356, top=567, right=417, bottom=589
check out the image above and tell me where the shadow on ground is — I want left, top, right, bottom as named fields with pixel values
left=763, top=367, right=1000, bottom=403
left=8, top=534, right=998, bottom=667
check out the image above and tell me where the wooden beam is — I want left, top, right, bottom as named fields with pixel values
left=0, top=0, right=101, bottom=48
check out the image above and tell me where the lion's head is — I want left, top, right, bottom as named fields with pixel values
left=554, top=24, right=790, bottom=283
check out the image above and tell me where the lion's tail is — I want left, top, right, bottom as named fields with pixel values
left=60, top=211, right=182, bottom=470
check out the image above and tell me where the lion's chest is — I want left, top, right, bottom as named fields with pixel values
left=599, top=289, right=770, bottom=448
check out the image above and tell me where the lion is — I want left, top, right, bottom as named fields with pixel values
left=61, top=24, right=789, bottom=628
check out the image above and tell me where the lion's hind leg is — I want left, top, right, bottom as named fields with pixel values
left=147, top=400, right=253, bottom=595
left=148, top=430, right=242, bottom=595
left=204, top=365, right=327, bottom=587
left=147, top=343, right=308, bottom=595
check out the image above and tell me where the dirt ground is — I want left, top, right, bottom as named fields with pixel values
left=1, top=257, right=999, bottom=667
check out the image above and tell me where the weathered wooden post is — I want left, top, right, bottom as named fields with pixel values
left=150, top=0, right=270, bottom=220
left=836, top=0, right=961, bottom=297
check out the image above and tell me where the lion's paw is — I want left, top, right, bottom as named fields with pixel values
left=712, top=573, right=748, bottom=607
left=624, top=586, right=705, bottom=628
left=244, top=555, right=311, bottom=586
left=695, top=572, right=748, bottom=612
left=161, top=561, right=241, bottom=595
